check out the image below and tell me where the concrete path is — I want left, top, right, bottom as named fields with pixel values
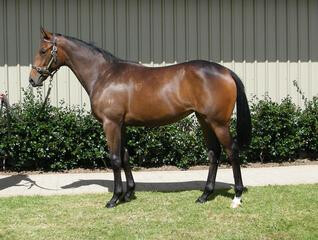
left=0, top=165, right=317, bottom=197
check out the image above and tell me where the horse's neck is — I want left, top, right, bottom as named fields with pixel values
left=62, top=41, right=110, bottom=96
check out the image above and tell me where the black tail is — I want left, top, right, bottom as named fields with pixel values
left=230, top=71, right=252, bottom=149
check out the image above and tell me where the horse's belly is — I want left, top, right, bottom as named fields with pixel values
left=125, top=110, right=192, bottom=127
left=124, top=76, right=194, bottom=126
left=124, top=96, right=192, bottom=126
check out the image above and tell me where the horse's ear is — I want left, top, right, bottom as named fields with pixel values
left=40, top=26, right=52, bottom=40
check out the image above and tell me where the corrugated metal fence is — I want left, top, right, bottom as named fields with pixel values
left=1, top=0, right=318, bottom=109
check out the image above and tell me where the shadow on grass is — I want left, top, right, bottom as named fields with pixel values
left=60, top=179, right=241, bottom=201
left=0, top=174, right=55, bottom=191
left=0, top=175, right=247, bottom=201
left=60, top=179, right=233, bottom=192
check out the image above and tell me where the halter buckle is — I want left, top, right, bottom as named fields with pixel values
left=51, top=45, right=58, bottom=62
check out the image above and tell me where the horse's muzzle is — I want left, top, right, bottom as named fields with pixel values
left=29, top=76, right=44, bottom=87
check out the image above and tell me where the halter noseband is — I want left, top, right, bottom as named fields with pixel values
left=32, top=34, right=58, bottom=78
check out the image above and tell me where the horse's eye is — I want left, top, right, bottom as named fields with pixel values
left=40, top=48, right=46, bottom=55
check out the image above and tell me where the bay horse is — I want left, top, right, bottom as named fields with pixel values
left=29, top=28, right=251, bottom=208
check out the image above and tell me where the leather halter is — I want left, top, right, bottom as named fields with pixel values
left=32, top=34, right=58, bottom=79
left=31, top=35, right=58, bottom=113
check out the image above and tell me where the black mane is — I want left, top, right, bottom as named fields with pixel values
left=63, top=34, right=119, bottom=63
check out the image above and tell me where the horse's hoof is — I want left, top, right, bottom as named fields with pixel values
left=105, top=201, right=117, bottom=208
left=231, top=196, right=242, bottom=209
left=196, top=196, right=206, bottom=204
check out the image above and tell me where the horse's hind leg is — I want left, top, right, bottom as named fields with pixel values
left=121, top=147, right=136, bottom=202
left=196, top=113, right=221, bottom=203
left=212, top=123, right=244, bottom=208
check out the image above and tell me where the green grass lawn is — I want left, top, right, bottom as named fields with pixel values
left=0, top=184, right=317, bottom=240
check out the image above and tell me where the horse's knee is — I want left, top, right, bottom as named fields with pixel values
left=110, top=154, right=121, bottom=170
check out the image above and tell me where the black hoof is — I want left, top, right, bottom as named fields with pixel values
left=105, top=201, right=117, bottom=208
left=196, top=196, right=207, bottom=204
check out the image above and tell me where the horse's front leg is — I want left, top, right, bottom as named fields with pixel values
left=103, top=119, right=123, bottom=208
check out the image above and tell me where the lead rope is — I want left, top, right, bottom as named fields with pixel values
left=37, top=74, right=55, bottom=119
left=40, top=75, right=53, bottom=112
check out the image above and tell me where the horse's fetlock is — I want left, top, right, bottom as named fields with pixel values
left=127, top=181, right=135, bottom=191
left=204, top=183, right=214, bottom=193
left=235, top=185, right=244, bottom=196
left=115, top=189, right=123, bottom=196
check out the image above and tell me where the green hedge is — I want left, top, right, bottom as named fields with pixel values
left=0, top=89, right=317, bottom=171
left=238, top=97, right=313, bottom=163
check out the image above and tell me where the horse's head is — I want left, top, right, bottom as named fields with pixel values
left=29, top=27, right=64, bottom=87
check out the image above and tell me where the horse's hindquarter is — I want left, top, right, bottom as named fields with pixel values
left=190, top=62, right=237, bottom=124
